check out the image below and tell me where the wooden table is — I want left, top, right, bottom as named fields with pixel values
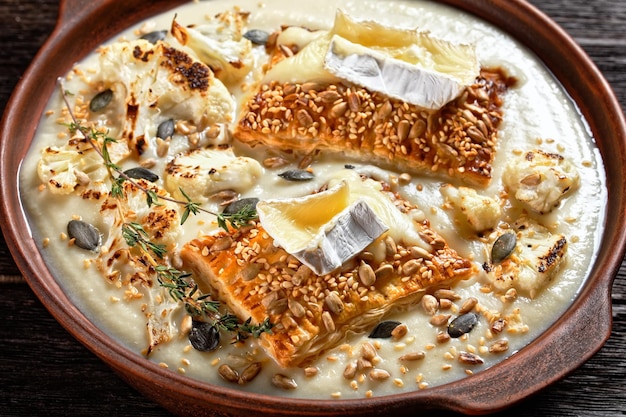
left=1, top=0, right=624, bottom=415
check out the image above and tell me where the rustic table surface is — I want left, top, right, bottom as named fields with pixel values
left=1, top=0, right=625, bottom=416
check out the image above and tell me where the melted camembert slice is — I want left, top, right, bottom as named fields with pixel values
left=234, top=19, right=516, bottom=187
left=181, top=184, right=475, bottom=367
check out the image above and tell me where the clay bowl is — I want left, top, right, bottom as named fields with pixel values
left=1, top=0, right=625, bottom=415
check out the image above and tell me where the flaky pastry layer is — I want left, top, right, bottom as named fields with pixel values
left=235, top=69, right=514, bottom=186
left=181, top=221, right=475, bottom=368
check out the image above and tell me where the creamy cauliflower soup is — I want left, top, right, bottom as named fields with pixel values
left=20, top=0, right=606, bottom=400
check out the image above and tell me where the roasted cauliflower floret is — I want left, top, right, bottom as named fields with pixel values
left=441, top=185, right=501, bottom=232
left=96, top=179, right=183, bottom=354
left=164, top=147, right=263, bottom=204
left=485, top=217, right=567, bottom=298
left=503, top=149, right=579, bottom=214
left=171, top=9, right=254, bottom=85
left=37, top=133, right=128, bottom=196
left=99, top=179, right=181, bottom=253
left=94, top=39, right=234, bottom=156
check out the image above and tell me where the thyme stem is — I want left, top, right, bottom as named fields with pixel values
left=57, top=79, right=270, bottom=342
left=57, top=79, right=257, bottom=230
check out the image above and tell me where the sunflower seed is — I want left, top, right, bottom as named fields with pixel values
left=271, top=374, right=298, bottom=390
left=399, top=351, right=426, bottom=361
left=218, top=364, right=239, bottom=383
left=458, top=351, right=484, bottom=365
left=325, top=291, right=344, bottom=315
left=421, top=294, right=439, bottom=315
left=238, top=362, right=262, bottom=384
left=489, top=339, right=510, bottom=353
left=369, top=368, right=391, bottom=381
left=343, top=362, right=358, bottom=379
left=459, top=297, right=478, bottom=314
left=358, top=261, right=376, bottom=286
left=361, top=342, right=378, bottom=361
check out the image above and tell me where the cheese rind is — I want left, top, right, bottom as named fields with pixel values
left=324, top=35, right=463, bottom=109
left=256, top=180, right=388, bottom=275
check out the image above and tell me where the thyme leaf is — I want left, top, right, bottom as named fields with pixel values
left=122, top=222, right=167, bottom=259
left=58, top=81, right=270, bottom=345
left=179, top=187, right=200, bottom=225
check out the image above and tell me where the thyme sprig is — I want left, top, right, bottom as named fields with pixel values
left=128, top=228, right=273, bottom=341
left=60, top=83, right=257, bottom=231
left=155, top=264, right=273, bottom=342
left=57, top=80, right=270, bottom=343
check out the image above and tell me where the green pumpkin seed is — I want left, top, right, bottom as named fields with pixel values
left=369, top=320, right=401, bottom=339
left=140, top=30, right=167, bottom=44
left=278, top=169, right=315, bottom=182
left=447, top=313, right=479, bottom=338
left=491, top=232, right=517, bottom=264
left=223, top=198, right=259, bottom=215
left=67, top=220, right=101, bottom=251
left=188, top=321, right=220, bottom=351
left=123, top=167, right=159, bottom=183
left=156, top=119, right=175, bottom=140
left=243, top=29, right=270, bottom=45
left=89, top=89, right=113, bottom=112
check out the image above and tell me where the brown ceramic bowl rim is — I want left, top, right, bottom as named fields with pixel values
left=2, top=0, right=625, bottom=415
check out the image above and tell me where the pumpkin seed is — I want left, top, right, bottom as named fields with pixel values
left=123, top=167, right=159, bottom=182
left=188, top=321, right=220, bottom=351
left=156, top=118, right=175, bottom=140
left=140, top=29, right=167, bottom=44
left=491, top=232, right=517, bottom=264
left=222, top=197, right=259, bottom=215
left=67, top=220, right=101, bottom=251
left=447, top=313, right=479, bottom=338
left=278, top=169, right=315, bottom=182
left=369, top=320, right=401, bottom=339
left=89, top=89, right=113, bottom=112
left=243, top=29, right=270, bottom=45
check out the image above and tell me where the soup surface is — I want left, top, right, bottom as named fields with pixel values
left=20, top=0, right=606, bottom=399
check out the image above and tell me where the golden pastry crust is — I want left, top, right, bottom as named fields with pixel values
left=181, top=220, right=475, bottom=368
left=234, top=68, right=514, bottom=187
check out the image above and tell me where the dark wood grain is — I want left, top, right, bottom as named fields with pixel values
left=0, top=0, right=624, bottom=416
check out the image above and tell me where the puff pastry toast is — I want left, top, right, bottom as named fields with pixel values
left=235, top=46, right=514, bottom=186
left=181, top=217, right=475, bottom=368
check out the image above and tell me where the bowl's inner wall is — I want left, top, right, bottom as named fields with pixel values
left=1, top=0, right=623, bottom=415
